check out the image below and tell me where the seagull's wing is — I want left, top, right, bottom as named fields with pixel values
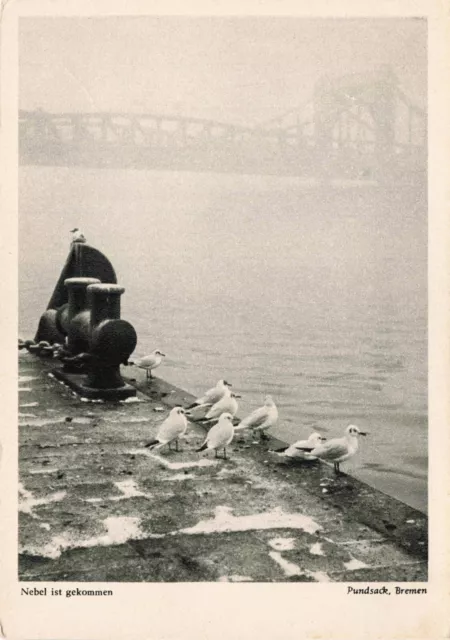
left=137, top=355, right=157, bottom=368
left=186, top=403, right=212, bottom=421
left=158, top=415, right=185, bottom=443
left=193, top=386, right=216, bottom=405
left=284, top=445, right=315, bottom=459
left=291, top=439, right=315, bottom=449
left=205, top=398, right=227, bottom=420
left=311, top=439, right=348, bottom=460
left=236, top=406, right=268, bottom=430
left=211, top=423, right=234, bottom=448
left=206, top=422, right=225, bottom=448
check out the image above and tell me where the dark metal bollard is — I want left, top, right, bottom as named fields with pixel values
left=86, top=283, right=137, bottom=391
left=51, top=281, right=137, bottom=400
left=34, top=242, right=117, bottom=346
left=56, top=277, right=101, bottom=359
left=26, top=241, right=139, bottom=400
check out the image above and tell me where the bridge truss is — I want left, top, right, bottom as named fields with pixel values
left=19, top=66, right=426, bottom=183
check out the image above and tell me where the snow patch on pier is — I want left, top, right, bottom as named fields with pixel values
left=19, top=376, right=39, bottom=384
left=111, top=479, right=152, bottom=500
left=269, top=551, right=302, bottom=577
left=23, top=516, right=146, bottom=559
left=129, top=449, right=217, bottom=470
left=19, top=483, right=66, bottom=518
left=344, top=556, right=370, bottom=571
left=178, top=506, right=321, bottom=536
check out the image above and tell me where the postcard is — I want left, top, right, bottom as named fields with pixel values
left=1, top=1, right=448, bottom=638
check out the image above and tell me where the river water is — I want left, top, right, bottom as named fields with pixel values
left=19, top=166, right=427, bottom=513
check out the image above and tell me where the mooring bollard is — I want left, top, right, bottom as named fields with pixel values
left=86, top=283, right=137, bottom=391
left=50, top=280, right=138, bottom=399
left=56, top=277, right=101, bottom=358
left=25, top=242, right=139, bottom=400
left=34, top=241, right=118, bottom=346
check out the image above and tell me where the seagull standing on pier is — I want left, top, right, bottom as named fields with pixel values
left=273, top=432, right=327, bottom=460
left=235, top=395, right=278, bottom=440
left=144, top=407, right=187, bottom=452
left=70, top=228, right=87, bottom=244
left=296, top=424, right=367, bottom=473
left=196, top=412, right=235, bottom=459
left=186, top=379, right=232, bottom=410
left=131, top=350, right=166, bottom=380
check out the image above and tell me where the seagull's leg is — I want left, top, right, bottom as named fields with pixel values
left=223, top=448, right=227, bottom=460
left=215, top=449, right=218, bottom=458
left=175, top=439, right=179, bottom=452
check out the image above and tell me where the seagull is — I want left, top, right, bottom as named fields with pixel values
left=234, top=395, right=278, bottom=440
left=185, top=379, right=232, bottom=409
left=131, top=350, right=166, bottom=379
left=296, top=424, right=368, bottom=473
left=273, top=432, right=327, bottom=460
left=196, top=412, right=235, bottom=459
left=199, top=393, right=240, bottom=423
left=70, top=228, right=86, bottom=243
left=144, top=407, right=187, bottom=452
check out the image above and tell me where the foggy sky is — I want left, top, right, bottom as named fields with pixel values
left=19, top=17, right=426, bottom=124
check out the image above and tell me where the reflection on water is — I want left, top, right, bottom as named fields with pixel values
left=19, top=166, right=427, bottom=513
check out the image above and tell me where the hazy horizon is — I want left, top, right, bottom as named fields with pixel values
left=20, top=17, right=426, bottom=124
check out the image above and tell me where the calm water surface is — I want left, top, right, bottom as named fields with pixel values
left=19, top=166, right=427, bottom=513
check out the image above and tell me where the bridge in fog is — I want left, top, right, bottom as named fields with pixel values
left=20, top=65, right=426, bottom=183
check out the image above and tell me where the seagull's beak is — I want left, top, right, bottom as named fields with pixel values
left=234, top=394, right=242, bottom=398
left=359, top=431, right=368, bottom=436
left=160, top=352, right=166, bottom=357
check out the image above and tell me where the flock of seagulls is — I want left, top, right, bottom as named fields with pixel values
left=66, top=230, right=368, bottom=474
left=136, top=365, right=368, bottom=471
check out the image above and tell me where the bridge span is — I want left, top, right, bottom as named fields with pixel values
left=20, top=66, right=426, bottom=183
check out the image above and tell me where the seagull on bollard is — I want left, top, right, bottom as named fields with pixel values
left=199, top=392, right=240, bottom=423
left=196, top=412, right=235, bottom=460
left=185, top=379, right=232, bottom=410
left=144, top=407, right=188, bottom=453
left=272, top=432, right=327, bottom=460
left=296, top=424, right=368, bottom=474
left=130, top=350, right=166, bottom=380
left=235, top=395, right=278, bottom=440
left=70, top=228, right=87, bottom=244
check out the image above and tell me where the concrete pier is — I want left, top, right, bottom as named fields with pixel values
left=18, top=350, right=427, bottom=582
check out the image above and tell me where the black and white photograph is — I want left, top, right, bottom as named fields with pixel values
left=17, top=15, right=428, bottom=583
left=2, top=2, right=449, bottom=638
